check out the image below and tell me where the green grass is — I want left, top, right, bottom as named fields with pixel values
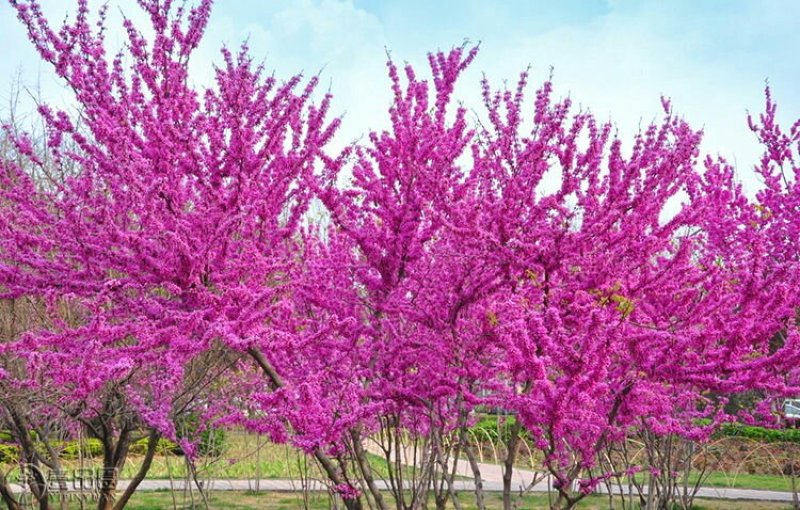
left=695, top=471, right=797, bottom=492
left=621, top=470, right=799, bottom=493
left=4, top=433, right=419, bottom=483
left=48, top=439, right=315, bottom=481
left=45, top=491, right=792, bottom=510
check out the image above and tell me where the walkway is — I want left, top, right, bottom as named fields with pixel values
left=357, top=440, right=800, bottom=503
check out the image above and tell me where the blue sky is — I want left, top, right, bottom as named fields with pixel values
left=1, top=0, right=798, bottom=194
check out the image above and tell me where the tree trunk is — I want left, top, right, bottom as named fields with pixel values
left=248, top=347, right=366, bottom=510
left=112, top=429, right=160, bottom=510
left=502, top=419, right=523, bottom=510
left=342, top=497, right=364, bottom=510
left=96, top=426, right=132, bottom=510
left=4, top=405, right=50, bottom=509
left=350, top=430, right=388, bottom=510
left=0, top=479, right=21, bottom=510
left=552, top=494, right=580, bottom=510
left=31, top=465, right=51, bottom=510
left=464, top=445, right=486, bottom=510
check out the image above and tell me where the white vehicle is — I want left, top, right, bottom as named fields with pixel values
left=783, top=398, right=800, bottom=426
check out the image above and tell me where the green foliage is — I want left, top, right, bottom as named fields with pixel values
left=0, top=431, right=104, bottom=462
left=0, top=429, right=38, bottom=442
left=129, top=437, right=181, bottom=455
left=59, top=438, right=104, bottom=459
left=723, top=391, right=765, bottom=416
left=470, top=414, right=527, bottom=444
left=175, top=414, right=227, bottom=458
left=0, top=443, right=20, bottom=463
left=716, top=423, right=800, bottom=443
left=198, top=427, right=226, bottom=458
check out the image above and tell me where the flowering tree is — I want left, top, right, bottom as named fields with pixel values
left=2, top=2, right=799, bottom=510
left=0, top=0, right=345, bottom=508
left=311, top=45, right=510, bottom=509
left=470, top=76, right=800, bottom=508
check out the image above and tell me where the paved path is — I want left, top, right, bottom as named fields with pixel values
left=359, top=440, right=800, bottom=503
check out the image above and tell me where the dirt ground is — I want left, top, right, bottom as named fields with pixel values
left=696, top=438, right=800, bottom=476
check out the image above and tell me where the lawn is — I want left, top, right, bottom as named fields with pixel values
left=112, top=438, right=416, bottom=482
left=622, top=471, right=799, bottom=492
left=69, top=491, right=792, bottom=510
left=5, top=432, right=424, bottom=483
left=700, top=471, right=798, bottom=492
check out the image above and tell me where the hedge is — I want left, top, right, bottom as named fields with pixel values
left=716, top=423, right=800, bottom=444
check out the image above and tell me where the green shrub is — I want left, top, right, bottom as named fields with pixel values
left=717, top=423, right=800, bottom=443
left=198, top=427, right=226, bottom=457
left=0, top=443, right=20, bottom=463
left=469, top=414, right=527, bottom=445
left=175, top=414, right=227, bottom=458
left=129, top=437, right=181, bottom=455
left=59, top=438, right=104, bottom=459
left=0, top=430, right=38, bottom=442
